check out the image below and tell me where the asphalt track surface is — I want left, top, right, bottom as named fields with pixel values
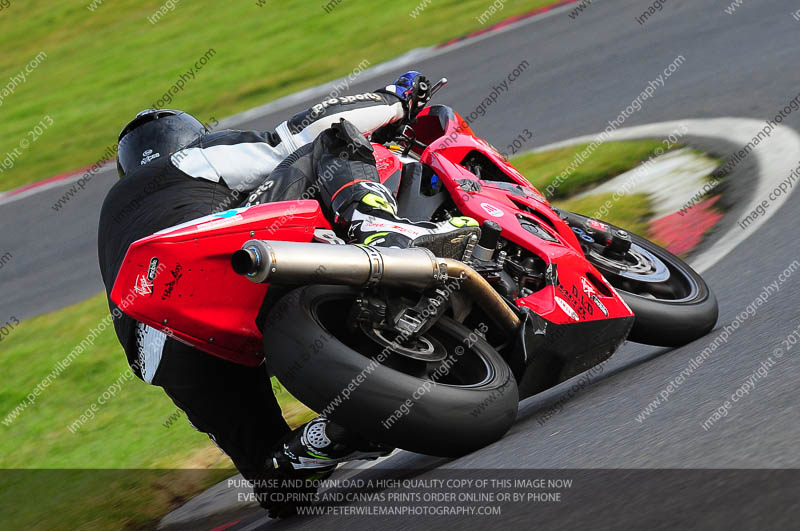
left=3, top=0, right=800, bottom=528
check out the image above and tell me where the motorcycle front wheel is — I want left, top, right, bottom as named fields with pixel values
left=582, top=225, right=719, bottom=347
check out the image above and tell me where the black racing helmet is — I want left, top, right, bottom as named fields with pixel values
left=116, top=109, right=207, bottom=178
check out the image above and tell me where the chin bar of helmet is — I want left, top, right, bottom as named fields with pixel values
left=231, top=240, right=520, bottom=334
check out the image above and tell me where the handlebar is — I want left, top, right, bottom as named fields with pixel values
left=391, top=77, right=448, bottom=155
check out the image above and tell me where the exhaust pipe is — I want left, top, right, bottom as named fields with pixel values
left=232, top=240, right=520, bottom=333
left=440, top=258, right=521, bottom=335
left=232, top=240, right=446, bottom=289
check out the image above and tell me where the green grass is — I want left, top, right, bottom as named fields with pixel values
left=555, top=192, right=653, bottom=236
left=513, top=140, right=674, bottom=200
left=0, top=294, right=315, bottom=529
left=0, top=0, right=559, bottom=192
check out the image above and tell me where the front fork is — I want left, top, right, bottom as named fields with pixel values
left=554, top=209, right=633, bottom=258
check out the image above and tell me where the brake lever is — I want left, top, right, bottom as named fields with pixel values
left=407, top=77, right=446, bottom=124
left=401, top=126, right=425, bottom=157
left=429, top=77, right=448, bottom=99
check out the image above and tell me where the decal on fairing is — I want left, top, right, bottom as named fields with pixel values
left=580, top=276, right=609, bottom=316
left=134, top=273, right=154, bottom=297
left=557, top=280, right=594, bottom=318
left=555, top=296, right=580, bottom=321
left=147, top=257, right=160, bottom=282
left=153, top=207, right=252, bottom=235
left=480, top=202, right=504, bottom=218
left=581, top=276, right=597, bottom=296
left=591, top=295, right=609, bottom=317
left=161, top=263, right=184, bottom=300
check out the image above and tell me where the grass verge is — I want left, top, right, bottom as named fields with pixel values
left=555, top=192, right=653, bottom=236
left=0, top=0, right=560, bottom=192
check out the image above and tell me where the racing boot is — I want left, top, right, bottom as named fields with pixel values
left=255, top=417, right=391, bottom=518
left=272, top=416, right=391, bottom=471
left=345, top=185, right=481, bottom=259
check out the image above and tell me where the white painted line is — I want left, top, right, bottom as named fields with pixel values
left=0, top=163, right=116, bottom=207
left=526, top=118, right=800, bottom=273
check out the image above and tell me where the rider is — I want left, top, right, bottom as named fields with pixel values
left=98, top=72, right=479, bottom=516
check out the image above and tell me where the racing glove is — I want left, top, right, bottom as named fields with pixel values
left=385, top=71, right=431, bottom=120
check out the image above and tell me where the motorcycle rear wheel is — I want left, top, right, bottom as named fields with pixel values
left=262, top=285, right=518, bottom=457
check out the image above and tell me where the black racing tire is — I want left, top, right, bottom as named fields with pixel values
left=586, top=230, right=718, bottom=347
left=262, top=285, right=519, bottom=457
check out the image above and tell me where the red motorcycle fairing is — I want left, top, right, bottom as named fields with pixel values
left=110, top=201, right=330, bottom=366
left=415, top=107, right=633, bottom=327
left=374, top=143, right=403, bottom=193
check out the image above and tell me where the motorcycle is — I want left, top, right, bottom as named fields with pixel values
left=111, top=79, right=718, bottom=457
